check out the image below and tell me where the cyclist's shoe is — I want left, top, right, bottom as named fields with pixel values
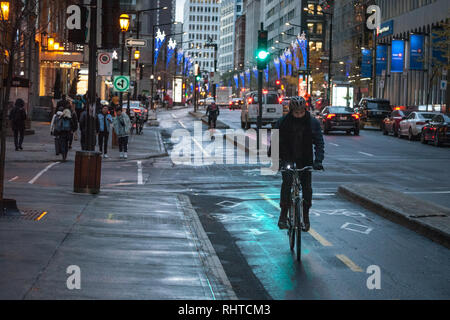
left=278, top=217, right=288, bottom=230
left=278, top=206, right=289, bottom=230
left=302, top=211, right=310, bottom=232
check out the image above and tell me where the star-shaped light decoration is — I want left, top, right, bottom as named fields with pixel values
left=297, top=32, right=307, bottom=42
left=168, top=38, right=177, bottom=50
left=156, top=28, right=166, bottom=43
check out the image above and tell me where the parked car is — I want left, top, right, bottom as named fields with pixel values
left=398, top=111, right=439, bottom=140
left=229, top=98, right=244, bottom=110
left=355, top=98, right=391, bottom=129
left=318, top=106, right=360, bottom=135
left=241, top=91, right=283, bottom=129
left=420, top=113, right=450, bottom=147
left=382, top=109, right=412, bottom=136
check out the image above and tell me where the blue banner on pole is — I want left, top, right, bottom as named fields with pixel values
left=391, top=40, right=405, bottom=73
left=361, top=48, right=372, bottom=78
left=410, top=34, right=424, bottom=70
left=376, top=45, right=387, bottom=76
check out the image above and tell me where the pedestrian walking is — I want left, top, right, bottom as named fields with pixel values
left=55, top=109, right=74, bottom=162
left=74, top=95, right=83, bottom=120
left=96, top=106, right=113, bottom=158
left=50, top=110, right=63, bottom=155
left=112, top=107, right=131, bottom=159
left=206, top=101, right=220, bottom=129
left=9, top=98, right=27, bottom=151
left=62, top=101, right=78, bottom=150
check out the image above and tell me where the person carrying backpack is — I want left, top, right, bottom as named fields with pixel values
left=56, top=109, right=73, bottom=161
left=112, top=107, right=131, bottom=159
left=9, top=99, right=27, bottom=151
left=50, top=110, right=63, bottom=155
left=206, top=101, right=220, bottom=129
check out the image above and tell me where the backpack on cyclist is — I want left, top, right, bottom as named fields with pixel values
left=56, top=116, right=72, bottom=132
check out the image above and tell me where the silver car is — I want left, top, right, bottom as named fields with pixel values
left=398, top=111, right=440, bottom=140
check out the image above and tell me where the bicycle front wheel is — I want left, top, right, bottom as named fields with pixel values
left=296, top=201, right=302, bottom=262
left=289, top=203, right=295, bottom=251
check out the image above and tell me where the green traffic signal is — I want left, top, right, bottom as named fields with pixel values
left=195, top=75, right=201, bottom=81
left=257, top=50, right=269, bottom=61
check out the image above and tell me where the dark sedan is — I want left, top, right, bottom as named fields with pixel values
left=319, top=106, right=360, bottom=135
left=420, top=114, right=450, bottom=147
left=382, top=109, right=412, bottom=136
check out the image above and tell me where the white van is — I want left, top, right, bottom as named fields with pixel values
left=241, top=91, right=283, bottom=129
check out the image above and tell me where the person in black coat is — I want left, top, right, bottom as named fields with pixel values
left=9, top=99, right=27, bottom=151
left=274, top=97, right=325, bottom=231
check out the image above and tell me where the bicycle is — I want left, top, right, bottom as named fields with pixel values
left=281, top=164, right=314, bottom=262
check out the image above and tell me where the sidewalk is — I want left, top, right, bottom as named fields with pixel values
left=0, top=183, right=236, bottom=299
left=5, top=121, right=167, bottom=163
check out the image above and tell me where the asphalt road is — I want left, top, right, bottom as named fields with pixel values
left=4, top=107, right=450, bottom=300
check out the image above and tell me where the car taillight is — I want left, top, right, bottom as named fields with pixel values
left=327, top=114, right=336, bottom=119
left=133, top=109, right=141, bottom=113
left=416, top=121, right=426, bottom=125
left=352, top=114, right=360, bottom=119
left=248, top=98, right=253, bottom=104
left=229, top=101, right=232, bottom=105
left=278, top=98, right=283, bottom=104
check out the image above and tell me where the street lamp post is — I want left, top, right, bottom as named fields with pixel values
left=119, top=14, right=130, bottom=110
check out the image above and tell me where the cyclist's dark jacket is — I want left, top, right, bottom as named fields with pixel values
left=274, top=111, right=324, bottom=165
left=206, top=104, right=220, bottom=118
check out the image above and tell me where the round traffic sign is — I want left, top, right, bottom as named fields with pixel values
left=99, top=52, right=111, bottom=65
left=113, top=76, right=130, bottom=92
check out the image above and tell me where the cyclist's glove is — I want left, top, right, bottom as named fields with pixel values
left=313, top=160, right=324, bottom=171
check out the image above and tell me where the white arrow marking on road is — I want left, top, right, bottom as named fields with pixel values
left=137, top=161, right=143, bottom=185
left=29, top=162, right=60, bottom=184
left=358, top=152, right=375, bottom=157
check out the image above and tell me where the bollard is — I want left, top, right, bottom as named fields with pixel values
left=73, top=151, right=102, bottom=194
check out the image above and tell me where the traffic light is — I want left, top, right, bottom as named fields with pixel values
left=275, top=80, right=281, bottom=86
left=195, top=75, right=201, bottom=82
left=256, top=30, right=269, bottom=70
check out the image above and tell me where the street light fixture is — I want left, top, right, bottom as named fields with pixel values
left=119, top=14, right=130, bottom=32
left=119, top=13, right=130, bottom=110
left=134, top=50, right=140, bottom=60
left=0, top=1, right=9, bottom=21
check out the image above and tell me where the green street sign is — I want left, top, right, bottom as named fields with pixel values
left=113, top=76, right=130, bottom=92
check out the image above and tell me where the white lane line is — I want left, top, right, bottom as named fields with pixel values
left=178, top=120, right=187, bottom=129
left=28, top=162, right=60, bottom=184
left=358, top=151, right=375, bottom=157
left=192, top=137, right=210, bottom=157
left=8, top=176, right=19, bottom=182
left=137, top=161, right=143, bottom=185
left=329, top=143, right=340, bottom=147
left=405, top=191, right=450, bottom=195
left=171, top=113, right=177, bottom=119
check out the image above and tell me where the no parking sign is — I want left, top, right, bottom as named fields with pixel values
left=98, top=52, right=112, bottom=76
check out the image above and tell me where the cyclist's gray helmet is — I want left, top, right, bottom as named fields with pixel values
left=289, top=96, right=306, bottom=112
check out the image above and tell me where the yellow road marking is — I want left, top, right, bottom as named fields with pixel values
left=259, top=193, right=333, bottom=247
left=35, top=211, right=48, bottom=221
left=336, top=254, right=364, bottom=272
left=309, top=228, right=333, bottom=247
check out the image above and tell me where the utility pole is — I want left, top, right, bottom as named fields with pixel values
left=256, top=23, right=269, bottom=150
left=87, top=0, right=97, bottom=151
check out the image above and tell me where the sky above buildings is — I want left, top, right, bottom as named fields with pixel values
left=176, top=0, right=185, bottom=22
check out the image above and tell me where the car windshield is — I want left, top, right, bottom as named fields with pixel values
left=329, top=107, right=354, bottom=113
left=265, top=94, right=279, bottom=104
left=367, top=101, right=390, bottom=110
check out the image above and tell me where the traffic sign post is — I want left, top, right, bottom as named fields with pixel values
left=114, top=76, right=130, bottom=92
left=98, top=52, right=113, bottom=76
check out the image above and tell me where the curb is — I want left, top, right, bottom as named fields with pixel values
left=178, top=194, right=238, bottom=300
left=337, top=185, right=450, bottom=249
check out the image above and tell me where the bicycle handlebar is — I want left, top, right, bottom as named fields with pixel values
left=281, top=165, right=314, bottom=172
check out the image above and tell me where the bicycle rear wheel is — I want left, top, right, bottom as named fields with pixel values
left=296, top=201, right=302, bottom=262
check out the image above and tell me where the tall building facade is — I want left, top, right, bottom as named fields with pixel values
left=218, top=0, right=244, bottom=73
left=243, top=0, right=262, bottom=68
left=183, top=0, right=221, bottom=73
left=376, top=0, right=449, bottom=108
left=234, top=14, right=246, bottom=70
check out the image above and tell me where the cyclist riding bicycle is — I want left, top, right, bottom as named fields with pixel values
left=274, top=97, right=325, bottom=231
